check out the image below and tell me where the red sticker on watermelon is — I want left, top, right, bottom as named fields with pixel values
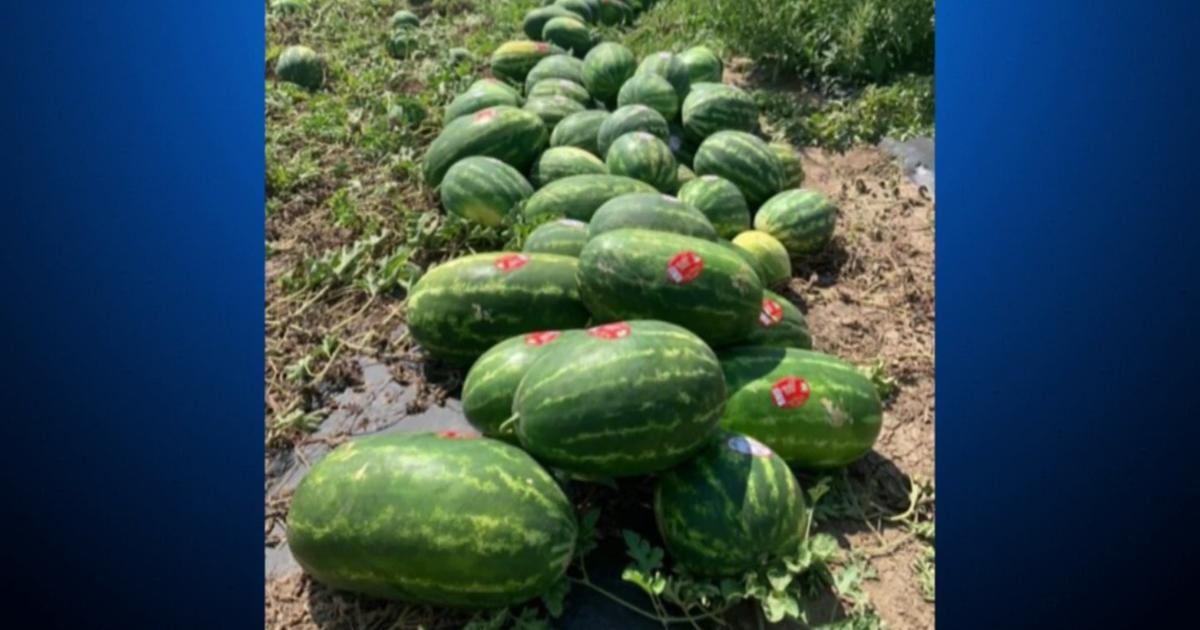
left=536, top=42, right=550, bottom=52
left=771, top=377, right=811, bottom=408
left=759, top=298, right=784, bottom=327
left=494, top=254, right=529, bottom=272
left=666, top=251, right=704, bottom=284
left=438, top=430, right=480, bottom=439
left=588, top=322, right=631, bottom=340
left=473, top=108, right=497, bottom=124
left=524, top=330, right=561, bottom=346
left=727, top=435, right=774, bottom=458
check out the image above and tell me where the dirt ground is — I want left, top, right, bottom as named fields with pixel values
left=264, top=143, right=935, bottom=629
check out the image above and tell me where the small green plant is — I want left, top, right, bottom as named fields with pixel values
left=858, top=357, right=901, bottom=401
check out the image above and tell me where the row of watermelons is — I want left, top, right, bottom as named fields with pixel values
left=286, top=1, right=880, bottom=612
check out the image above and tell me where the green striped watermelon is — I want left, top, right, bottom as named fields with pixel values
left=390, top=10, right=420, bottom=30
left=554, top=0, right=595, bottom=22
left=523, top=218, right=590, bottom=257
left=514, top=320, right=726, bottom=476
left=693, top=130, right=784, bottom=209
left=523, top=7, right=586, bottom=41
left=636, top=51, right=690, bottom=101
left=543, top=17, right=592, bottom=56
left=769, top=142, right=806, bottom=188
left=439, top=157, right=535, bottom=227
left=444, top=80, right=523, bottom=122
left=588, top=192, right=717, bottom=241
left=681, top=83, right=758, bottom=141
left=523, top=95, right=586, bottom=128
left=406, top=252, right=590, bottom=364
left=463, top=330, right=585, bottom=437
left=596, top=105, right=669, bottom=157
left=732, top=230, right=791, bottom=287
left=578, top=229, right=762, bottom=346
left=287, top=432, right=577, bottom=607
left=423, top=106, right=547, bottom=186
left=605, top=131, right=678, bottom=192
left=754, top=189, right=837, bottom=255
left=582, top=42, right=636, bottom=107
left=531, top=146, right=608, bottom=187
left=523, top=174, right=657, bottom=221
left=677, top=46, right=723, bottom=84
left=276, top=46, right=323, bottom=90
left=617, top=73, right=679, bottom=121
left=527, top=78, right=591, bottom=104
left=524, top=54, right=586, bottom=92
left=677, top=175, right=751, bottom=239
left=719, top=347, right=883, bottom=469
left=595, top=0, right=633, bottom=25
left=718, top=238, right=767, bottom=286
left=550, top=110, right=609, bottom=156
left=676, top=163, right=695, bottom=188
left=655, top=431, right=805, bottom=575
left=744, top=290, right=812, bottom=350
left=491, top=40, right=563, bottom=84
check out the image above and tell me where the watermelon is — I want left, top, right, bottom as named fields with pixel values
left=754, top=189, right=837, bottom=255
left=523, top=174, right=657, bottom=221
left=636, top=51, right=690, bottom=101
left=444, top=81, right=523, bottom=123
left=676, top=164, right=695, bottom=188
left=681, top=83, right=758, bottom=141
left=719, top=347, right=883, bottom=469
left=449, top=47, right=473, bottom=64
left=390, top=10, right=420, bottom=30
left=275, top=46, right=323, bottom=90
left=677, top=175, right=751, bottom=239
left=595, top=0, right=633, bottom=25
left=677, top=45, right=723, bottom=84
left=406, top=252, right=590, bottom=364
left=524, top=54, right=586, bottom=92
left=732, top=230, right=791, bottom=287
left=554, top=0, right=595, bottom=22
left=523, top=218, right=590, bottom=257
left=463, top=330, right=585, bottom=437
left=523, top=6, right=586, bottom=40
left=655, top=432, right=805, bottom=575
left=550, top=110, right=610, bottom=156
left=769, top=142, right=806, bottom=188
left=693, top=130, right=784, bottom=209
left=542, top=17, right=592, bottom=56
left=287, top=432, right=577, bottom=607
left=514, top=320, right=726, bottom=476
left=605, top=132, right=678, bottom=192
left=578, top=229, right=762, bottom=346
left=744, top=290, right=813, bottom=349
left=531, top=146, right=608, bottom=187
left=423, top=106, right=547, bottom=186
left=617, top=73, right=679, bottom=121
left=588, top=192, right=717, bottom=241
left=523, top=95, right=586, bottom=128
left=718, top=238, right=767, bottom=286
left=596, top=105, right=669, bottom=157
left=582, top=42, right=636, bottom=107
left=527, top=78, right=591, bottom=104
left=439, top=157, right=535, bottom=227
left=387, top=30, right=418, bottom=59
left=491, top=40, right=563, bottom=84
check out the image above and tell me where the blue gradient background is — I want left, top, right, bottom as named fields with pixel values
left=1, top=0, right=1198, bottom=627
left=0, top=2, right=262, bottom=626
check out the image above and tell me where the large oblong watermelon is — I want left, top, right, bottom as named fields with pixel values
left=439, top=156, right=534, bottom=227
left=743, top=290, right=813, bottom=349
left=578, top=228, right=763, bottom=346
left=754, top=189, right=837, bottom=255
left=463, top=329, right=585, bottom=437
left=655, top=431, right=806, bottom=575
left=514, top=319, right=726, bottom=477
left=582, top=42, right=636, bottom=107
left=605, top=131, right=678, bottom=192
left=444, top=80, right=523, bottom=122
left=523, top=174, right=656, bottom=221
left=491, top=40, right=563, bottom=84
left=423, top=106, right=547, bottom=186
left=693, top=130, right=784, bottom=209
left=531, top=146, right=608, bottom=187
left=406, top=252, right=590, bottom=364
left=719, top=347, right=883, bottom=469
left=588, top=192, right=717, bottom=241
left=287, top=432, right=577, bottom=607
left=677, top=174, right=751, bottom=239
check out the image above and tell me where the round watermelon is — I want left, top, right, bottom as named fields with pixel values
left=275, top=46, right=323, bottom=90
left=678, top=45, right=723, bottom=84
left=770, top=142, right=806, bottom=188
left=287, top=432, right=577, bottom=607
left=554, top=0, right=595, bottom=22
left=527, top=78, right=591, bottom=104
left=655, top=432, right=805, bottom=575
left=523, top=6, right=586, bottom=41
left=677, top=175, right=751, bottom=239
left=719, top=347, right=883, bottom=469
left=439, top=156, right=535, bottom=227
left=617, top=72, right=679, bottom=120
left=524, top=54, right=586, bottom=92
left=423, top=106, right=547, bottom=186
left=582, top=42, right=636, bottom=107
left=523, top=218, right=590, bottom=257
left=732, top=230, right=791, bottom=287
left=463, top=330, right=585, bottom=437
left=744, top=290, right=813, bottom=350
left=492, top=40, right=563, bottom=84
left=635, top=51, right=690, bottom=101
left=531, top=146, right=608, bottom=187
left=514, top=320, right=726, bottom=477
left=588, top=192, right=717, bottom=241
left=523, top=95, right=586, bottom=128
left=387, top=30, right=417, bottom=59
left=595, top=0, right=633, bottom=25
left=754, top=189, right=836, bottom=255
left=390, top=10, right=420, bottom=30
left=605, top=131, right=678, bottom=192
left=681, top=83, right=758, bottom=141
left=596, top=105, right=669, bottom=157
left=693, top=130, right=784, bottom=209
left=550, top=110, right=610, bottom=156
left=543, top=16, right=592, bottom=56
